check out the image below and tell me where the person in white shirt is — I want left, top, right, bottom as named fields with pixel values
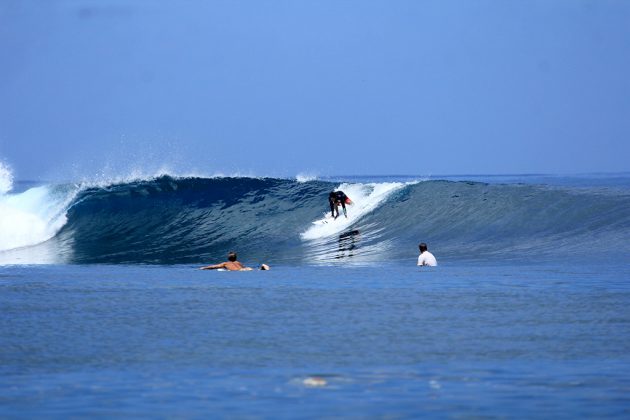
left=417, top=242, right=437, bottom=266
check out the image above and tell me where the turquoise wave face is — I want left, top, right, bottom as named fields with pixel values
left=3, top=175, right=630, bottom=265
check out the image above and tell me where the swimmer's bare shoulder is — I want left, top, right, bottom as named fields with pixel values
left=199, top=260, right=269, bottom=271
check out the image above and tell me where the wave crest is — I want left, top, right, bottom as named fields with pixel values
left=1, top=175, right=629, bottom=264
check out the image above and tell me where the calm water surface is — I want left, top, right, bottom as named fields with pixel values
left=1, top=263, right=630, bottom=418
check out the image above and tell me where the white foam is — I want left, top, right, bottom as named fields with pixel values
left=0, top=185, right=78, bottom=252
left=301, top=182, right=406, bottom=240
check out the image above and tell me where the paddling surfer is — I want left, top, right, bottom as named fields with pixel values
left=200, top=252, right=269, bottom=271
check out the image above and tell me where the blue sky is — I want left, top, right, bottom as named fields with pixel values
left=1, top=0, right=629, bottom=180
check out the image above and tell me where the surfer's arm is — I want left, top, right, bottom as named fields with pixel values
left=199, top=262, right=227, bottom=270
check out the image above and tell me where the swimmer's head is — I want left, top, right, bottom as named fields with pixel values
left=419, top=243, right=428, bottom=253
left=260, top=264, right=270, bottom=271
left=228, top=252, right=237, bottom=262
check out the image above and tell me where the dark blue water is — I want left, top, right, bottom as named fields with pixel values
left=2, top=262, right=630, bottom=418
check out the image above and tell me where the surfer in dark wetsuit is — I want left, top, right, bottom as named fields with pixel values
left=329, top=190, right=351, bottom=219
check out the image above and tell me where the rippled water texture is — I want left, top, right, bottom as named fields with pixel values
left=2, top=263, right=630, bottom=418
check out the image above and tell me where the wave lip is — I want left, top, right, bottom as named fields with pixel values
left=0, top=185, right=78, bottom=252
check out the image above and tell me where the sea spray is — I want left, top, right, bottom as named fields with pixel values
left=296, top=173, right=318, bottom=183
left=0, top=161, right=13, bottom=194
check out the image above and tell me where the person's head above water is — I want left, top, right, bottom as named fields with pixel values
left=227, top=252, right=237, bottom=262
left=419, top=243, right=428, bottom=253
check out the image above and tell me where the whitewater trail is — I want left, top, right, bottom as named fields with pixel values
left=300, top=182, right=407, bottom=240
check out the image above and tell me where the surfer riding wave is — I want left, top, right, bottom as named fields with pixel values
left=329, top=190, right=352, bottom=219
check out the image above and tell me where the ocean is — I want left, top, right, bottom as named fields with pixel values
left=1, top=173, right=630, bottom=418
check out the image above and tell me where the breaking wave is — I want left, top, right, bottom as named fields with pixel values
left=1, top=173, right=629, bottom=265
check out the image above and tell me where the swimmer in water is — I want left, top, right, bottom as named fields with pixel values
left=200, top=251, right=270, bottom=271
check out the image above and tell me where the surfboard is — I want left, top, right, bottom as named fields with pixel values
left=312, top=213, right=353, bottom=225
left=312, top=213, right=336, bottom=225
left=312, top=196, right=353, bottom=225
